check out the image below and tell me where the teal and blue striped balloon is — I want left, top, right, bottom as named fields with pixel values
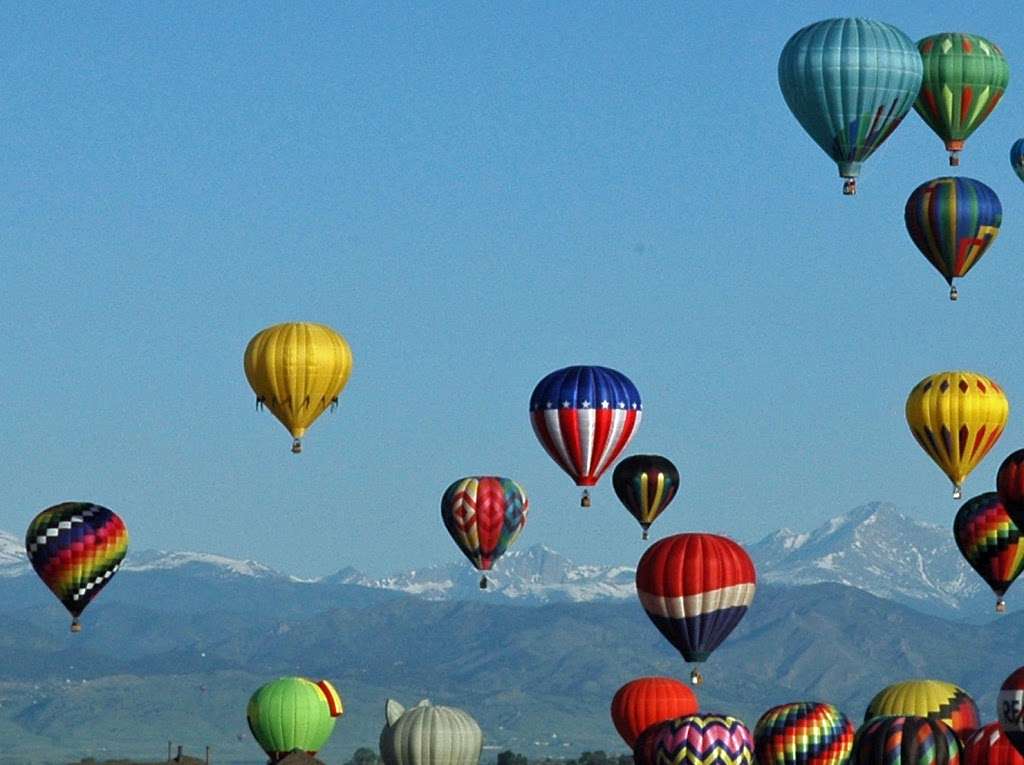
left=778, top=18, right=923, bottom=195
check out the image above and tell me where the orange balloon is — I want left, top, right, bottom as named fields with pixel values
left=610, top=676, right=698, bottom=748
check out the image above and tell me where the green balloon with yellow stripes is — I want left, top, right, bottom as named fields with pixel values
left=914, top=32, right=1010, bottom=166
left=613, top=454, right=680, bottom=540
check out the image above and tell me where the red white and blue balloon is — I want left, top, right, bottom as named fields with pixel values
left=530, top=365, right=642, bottom=506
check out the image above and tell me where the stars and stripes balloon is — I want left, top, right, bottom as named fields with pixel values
left=753, top=702, right=854, bottom=765
left=865, top=679, right=980, bottom=740
left=610, top=676, right=698, bottom=749
left=778, top=17, right=923, bottom=195
left=25, top=502, right=129, bottom=632
left=529, top=365, right=642, bottom=507
left=852, top=716, right=962, bottom=765
left=440, top=476, right=528, bottom=589
left=965, top=722, right=1024, bottom=765
left=953, top=493, right=1024, bottom=613
left=641, top=714, right=753, bottom=765
left=613, top=454, right=680, bottom=540
left=999, top=668, right=1024, bottom=756
left=914, top=33, right=1009, bottom=166
left=904, top=177, right=1002, bottom=300
left=906, top=371, right=1009, bottom=499
left=635, top=533, right=756, bottom=685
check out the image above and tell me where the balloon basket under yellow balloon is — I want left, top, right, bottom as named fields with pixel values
left=291, top=439, right=302, bottom=454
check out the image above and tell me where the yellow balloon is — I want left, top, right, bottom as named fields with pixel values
left=244, top=322, right=354, bottom=453
left=864, top=679, right=979, bottom=738
left=906, top=370, right=1009, bottom=498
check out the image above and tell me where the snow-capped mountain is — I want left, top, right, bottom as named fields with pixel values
left=747, top=501, right=980, bottom=613
left=327, top=544, right=636, bottom=603
left=123, top=549, right=285, bottom=578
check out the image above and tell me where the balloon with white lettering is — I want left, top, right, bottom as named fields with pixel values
left=998, top=667, right=1024, bottom=755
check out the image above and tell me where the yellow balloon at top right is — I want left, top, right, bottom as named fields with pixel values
left=906, top=370, right=1008, bottom=499
left=244, top=322, right=354, bottom=453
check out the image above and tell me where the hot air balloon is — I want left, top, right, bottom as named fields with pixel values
left=997, top=451, right=1024, bottom=521
left=906, top=371, right=1009, bottom=499
left=965, top=722, right=1024, bottom=765
left=999, top=668, right=1024, bottom=757
left=440, top=476, right=528, bottom=589
left=635, top=533, right=756, bottom=685
left=610, top=677, right=698, bottom=749
left=244, top=322, right=354, bottom=453
left=754, top=703, right=855, bottom=765
left=905, top=177, right=1002, bottom=300
left=633, top=724, right=663, bottom=765
left=379, top=699, right=483, bottom=765
left=613, top=455, right=680, bottom=540
left=853, top=716, right=961, bottom=765
left=643, top=714, right=753, bottom=765
left=25, top=502, right=128, bottom=633
left=778, top=18, right=923, bottom=195
left=953, top=493, right=1024, bottom=612
left=529, top=365, right=641, bottom=507
left=246, top=676, right=343, bottom=763
left=865, top=679, right=980, bottom=740
left=915, top=33, right=1009, bottom=166
left=1011, top=141, right=1024, bottom=183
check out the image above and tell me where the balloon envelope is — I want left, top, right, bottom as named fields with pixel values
left=915, top=33, right=1009, bottom=165
left=754, top=702, right=854, bottom=765
left=965, top=722, right=1024, bottom=765
left=244, top=322, right=354, bottom=452
left=440, top=476, right=528, bottom=575
left=612, top=454, right=680, bottom=538
left=247, top=676, right=343, bottom=762
left=25, top=502, right=128, bottom=632
left=905, top=371, right=1009, bottom=498
left=529, top=365, right=642, bottom=492
left=865, top=679, right=980, bottom=739
left=853, top=716, right=961, bottom=765
left=953, top=493, right=1024, bottom=610
left=1000, top=668, right=1024, bottom=757
left=610, top=676, right=698, bottom=749
left=1011, top=140, right=1024, bottom=183
left=635, top=533, right=756, bottom=676
left=647, top=714, right=753, bottom=765
left=997, top=450, right=1024, bottom=521
left=778, top=17, right=923, bottom=194
left=904, top=177, right=1002, bottom=298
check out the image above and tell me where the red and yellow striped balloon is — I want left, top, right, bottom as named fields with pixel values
left=953, top=493, right=1024, bottom=612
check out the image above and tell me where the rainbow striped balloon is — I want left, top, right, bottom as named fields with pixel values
left=646, top=713, right=753, bottom=765
left=754, top=702, right=854, bottom=765
left=954, top=493, right=1024, bottom=612
left=25, top=502, right=128, bottom=632
left=853, top=716, right=962, bottom=765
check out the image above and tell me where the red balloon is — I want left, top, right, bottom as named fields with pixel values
left=997, top=451, right=1024, bottom=521
left=611, top=676, right=698, bottom=748
left=965, top=722, right=1024, bottom=765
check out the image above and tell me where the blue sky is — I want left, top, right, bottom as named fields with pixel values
left=4, top=2, right=1024, bottom=577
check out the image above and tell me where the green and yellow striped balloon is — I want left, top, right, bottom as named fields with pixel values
left=915, top=33, right=1010, bottom=166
